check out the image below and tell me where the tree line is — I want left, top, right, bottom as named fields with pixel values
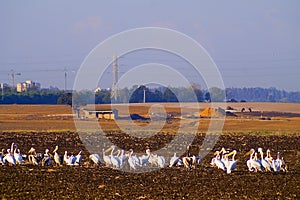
left=0, top=86, right=299, bottom=105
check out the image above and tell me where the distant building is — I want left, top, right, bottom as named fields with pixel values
left=82, top=108, right=118, bottom=120
left=17, top=80, right=41, bottom=92
left=0, top=83, right=9, bottom=89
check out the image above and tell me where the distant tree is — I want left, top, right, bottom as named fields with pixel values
left=204, top=92, right=211, bottom=102
left=129, top=85, right=146, bottom=103
left=209, top=87, right=225, bottom=102
left=191, top=83, right=204, bottom=102
left=163, top=88, right=178, bottom=102
left=57, top=92, right=72, bottom=106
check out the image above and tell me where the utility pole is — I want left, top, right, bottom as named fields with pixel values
left=63, top=68, right=76, bottom=91
left=111, top=54, right=118, bottom=102
left=64, top=68, right=67, bottom=91
left=143, top=87, right=146, bottom=103
left=9, top=69, right=21, bottom=91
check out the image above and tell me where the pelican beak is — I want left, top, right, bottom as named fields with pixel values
left=105, top=147, right=113, bottom=153
left=28, top=148, right=35, bottom=154
left=245, top=149, right=253, bottom=156
left=227, top=151, right=234, bottom=156
left=53, top=146, right=58, bottom=153
left=213, top=151, right=219, bottom=156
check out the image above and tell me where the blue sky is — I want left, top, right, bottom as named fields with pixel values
left=0, top=1, right=299, bottom=91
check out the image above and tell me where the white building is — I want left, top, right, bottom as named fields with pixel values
left=17, top=80, right=41, bottom=92
left=0, top=83, right=9, bottom=89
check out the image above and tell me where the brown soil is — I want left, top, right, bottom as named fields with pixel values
left=0, top=104, right=299, bottom=199
left=0, top=131, right=299, bottom=200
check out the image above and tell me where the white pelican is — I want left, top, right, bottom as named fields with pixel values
left=246, top=149, right=262, bottom=172
left=157, top=155, right=165, bottom=168
left=0, top=149, right=6, bottom=165
left=210, top=151, right=220, bottom=167
left=74, top=151, right=82, bottom=166
left=148, top=153, right=159, bottom=167
left=128, top=150, right=141, bottom=167
left=13, top=145, right=23, bottom=165
left=102, top=148, right=112, bottom=167
left=220, top=147, right=229, bottom=164
left=3, top=143, right=16, bottom=166
left=265, top=149, right=273, bottom=165
left=211, top=151, right=225, bottom=171
left=272, top=152, right=287, bottom=172
left=127, top=149, right=137, bottom=171
left=182, top=155, right=200, bottom=170
left=110, top=146, right=120, bottom=169
left=53, top=146, right=62, bottom=166
left=118, top=150, right=127, bottom=169
left=28, top=147, right=39, bottom=165
left=225, top=150, right=237, bottom=174
left=169, top=153, right=180, bottom=167
left=139, top=149, right=151, bottom=166
left=89, top=154, right=101, bottom=167
left=258, top=148, right=272, bottom=172
left=64, top=151, right=76, bottom=165
left=41, top=149, right=52, bottom=166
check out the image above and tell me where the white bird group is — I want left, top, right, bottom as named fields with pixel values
left=0, top=143, right=83, bottom=167
left=0, top=143, right=288, bottom=174
left=97, top=146, right=167, bottom=171
left=0, top=143, right=26, bottom=166
left=246, top=148, right=287, bottom=172
left=210, top=147, right=238, bottom=174
left=168, top=145, right=202, bottom=170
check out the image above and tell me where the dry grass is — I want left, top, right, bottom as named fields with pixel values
left=0, top=103, right=299, bottom=135
left=0, top=104, right=72, bottom=114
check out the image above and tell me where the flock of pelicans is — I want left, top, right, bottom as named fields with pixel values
left=210, top=147, right=287, bottom=174
left=0, top=143, right=287, bottom=174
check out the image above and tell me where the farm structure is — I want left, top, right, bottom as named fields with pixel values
left=82, top=109, right=118, bottom=120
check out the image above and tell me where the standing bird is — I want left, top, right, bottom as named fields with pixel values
left=64, top=151, right=76, bottom=165
left=109, top=146, right=120, bottom=169
left=74, top=150, right=82, bottom=166
left=102, top=148, right=112, bottom=167
left=28, top=147, right=44, bottom=165
left=118, top=150, right=127, bottom=169
left=182, top=155, right=199, bottom=170
left=157, top=155, right=165, bottom=168
left=41, top=149, right=52, bottom=166
left=127, top=149, right=137, bottom=171
left=272, top=152, right=287, bottom=172
left=211, top=150, right=226, bottom=171
left=28, top=147, right=38, bottom=165
left=225, top=150, right=237, bottom=174
left=210, top=151, right=220, bottom=167
left=258, top=148, right=272, bottom=172
left=265, top=149, right=273, bottom=165
left=3, top=143, right=16, bottom=166
left=169, top=153, right=181, bottom=167
left=13, top=145, right=23, bottom=165
left=246, top=149, right=262, bottom=172
left=53, top=146, right=63, bottom=166
left=139, top=149, right=151, bottom=166
left=0, top=149, right=6, bottom=165
left=182, top=145, right=192, bottom=170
